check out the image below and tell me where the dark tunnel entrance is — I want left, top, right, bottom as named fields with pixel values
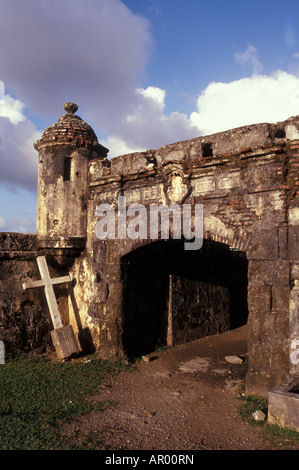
left=121, top=239, right=248, bottom=359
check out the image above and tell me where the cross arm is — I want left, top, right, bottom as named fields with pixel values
left=23, top=279, right=46, bottom=290
left=23, top=276, right=70, bottom=290
left=51, top=276, right=71, bottom=286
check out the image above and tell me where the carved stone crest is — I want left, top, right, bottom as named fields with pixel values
left=161, top=163, right=191, bottom=204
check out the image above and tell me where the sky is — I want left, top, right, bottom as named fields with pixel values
left=1, top=0, right=299, bottom=233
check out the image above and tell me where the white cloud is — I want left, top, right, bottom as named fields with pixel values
left=235, top=44, right=263, bottom=75
left=0, top=82, right=26, bottom=125
left=0, top=216, right=7, bottom=230
left=106, top=86, right=199, bottom=156
left=0, top=0, right=152, bottom=130
left=4, top=2, right=299, bottom=232
left=106, top=65, right=299, bottom=157
left=0, top=213, right=36, bottom=233
left=6, top=214, right=36, bottom=234
left=0, top=0, right=159, bottom=173
left=0, top=82, right=41, bottom=192
left=190, top=70, right=299, bottom=135
left=102, top=135, right=144, bottom=158
left=139, top=86, right=166, bottom=108
left=2, top=0, right=299, bottom=200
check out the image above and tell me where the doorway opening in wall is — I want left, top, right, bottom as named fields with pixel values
left=120, top=238, right=248, bottom=360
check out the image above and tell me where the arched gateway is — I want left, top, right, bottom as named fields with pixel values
left=1, top=103, right=298, bottom=396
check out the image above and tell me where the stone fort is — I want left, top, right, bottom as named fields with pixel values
left=1, top=102, right=299, bottom=397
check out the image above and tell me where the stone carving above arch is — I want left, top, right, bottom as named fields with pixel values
left=161, top=162, right=191, bottom=205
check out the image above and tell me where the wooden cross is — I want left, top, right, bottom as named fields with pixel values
left=23, top=256, right=70, bottom=329
left=23, top=256, right=80, bottom=359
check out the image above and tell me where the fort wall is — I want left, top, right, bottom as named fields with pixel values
left=1, top=105, right=298, bottom=395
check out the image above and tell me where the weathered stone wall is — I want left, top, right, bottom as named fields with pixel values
left=170, top=276, right=230, bottom=345
left=0, top=233, right=51, bottom=354
left=288, top=141, right=299, bottom=377
left=3, top=109, right=298, bottom=398
left=34, top=103, right=108, bottom=252
left=36, top=146, right=90, bottom=250
left=83, top=115, right=299, bottom=395
left=0, top=233, right=89, bottom=355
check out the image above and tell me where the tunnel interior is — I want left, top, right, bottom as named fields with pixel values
left=120, top=238, right=248, bottom=359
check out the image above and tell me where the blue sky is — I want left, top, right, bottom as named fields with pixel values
left=1, top=0, right=299, bottom=233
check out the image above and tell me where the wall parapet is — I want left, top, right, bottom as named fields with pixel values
left=0, top=233, right=39, bottom=260
left=88, top=115, right=299, bottom=184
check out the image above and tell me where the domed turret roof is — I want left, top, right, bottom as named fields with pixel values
left=34, top=103, right=108, bottom=157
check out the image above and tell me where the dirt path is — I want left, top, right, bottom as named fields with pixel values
left=61, top=326, right=296, bottom=451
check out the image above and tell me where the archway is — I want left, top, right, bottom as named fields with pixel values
left=121, top=238, right=248, bottom=359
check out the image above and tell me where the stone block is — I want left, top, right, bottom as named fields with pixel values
left=243, top=163, right=284, bottom=193
left=268, top=374, right=299, bottom=432
left=248, top=260, right=276, bottom=286
left=244, top=191, right=285, bottom=227
left=51, top=325, right=80, bottom=359
left=288, top=206, right=299, bottom=226
left=248, top=285, right=271, bottom=313
left=271, top=286, right=291, bottom=313
left=88, top=159, right=107, bottom=182
left=288, top=226, right=299, bottom=261
left=214, top=123, right=273, bottom=156
left=278, top=224, right=288, bottom=259
left=218, top=173, right=241, bottom=190
left=155, top=141, right=188, bottom=165
left=192, top=177, right=216, bottom=195
left=289, top=286, right=299, bottom=339
left=273, top=260, right=290, bottom=286
left=285, top=123, right=299, bottom=140
left=246, top=337, right=290, bottom=397
left=110, top=152, right=149, bottom=175
left=247, top=230, right=278, bottom=260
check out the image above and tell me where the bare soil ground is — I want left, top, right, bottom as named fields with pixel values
left=60, top=325, right=298, bottom=451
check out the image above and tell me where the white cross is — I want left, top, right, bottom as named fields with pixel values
left=23, top=256, right=71, bottom=330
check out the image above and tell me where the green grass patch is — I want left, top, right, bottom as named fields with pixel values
left=237, top=394, right=268, bottom=426
left=237, top=394, right=299, bottom=449
left=0, top=354, right=129, bottom=450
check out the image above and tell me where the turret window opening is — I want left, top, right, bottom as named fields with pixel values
left=63, top=157, right=72, bottom=181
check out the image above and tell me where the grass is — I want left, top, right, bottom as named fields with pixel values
left=0, top=354, right=129, bottom=450
left=237, top=394, right=299, bottom=450
left=237, top=394, right=268, bottom=424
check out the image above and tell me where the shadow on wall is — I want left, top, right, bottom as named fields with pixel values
left=121, top=238, right=248, bottom=359
left=47, top=259, right=96, bottom=356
